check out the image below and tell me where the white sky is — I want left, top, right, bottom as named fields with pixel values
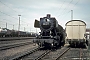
left=0, top=0, right=90, bottom=33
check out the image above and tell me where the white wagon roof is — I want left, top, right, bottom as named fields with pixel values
left=65, top=20, right=86, bottom=26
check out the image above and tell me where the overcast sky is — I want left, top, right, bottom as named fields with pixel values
left=0, top=0, right=90, bottom=32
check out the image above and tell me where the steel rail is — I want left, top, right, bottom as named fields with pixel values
left=79, top=48, right=83, bottom=60
left=0, top=37, right=35, bottom=41
left=9, top=47, right=40, bottom=60
left=0, top=42, right=33, bottom=51
left=35, top=50, right=51, bottom=60
left=56, top=48, right=70, bottom=60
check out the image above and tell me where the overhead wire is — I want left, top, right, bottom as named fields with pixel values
left=0, top=0, right=18, bottom=13
left=0, top=11, right=18, bottom=20
left=57, top=0, right=74, bottom=17
left=55, top=0, right=66, bottom=16
left=0, top=1, right=32, bottom=31
left=0, top=0, right=30, bottom=26
left=1, top=19, right=18, bottom=25
left=0, top=19, right=18, bottom=29
left=59, top=0, right=80, bottom=20
left=0, top=11, right=19, bottom=26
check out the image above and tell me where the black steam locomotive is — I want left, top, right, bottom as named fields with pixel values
left=34, top=14, right=65, bottom=48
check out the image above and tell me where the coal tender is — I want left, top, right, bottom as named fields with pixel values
left=34, top=14, right=65, bottom=48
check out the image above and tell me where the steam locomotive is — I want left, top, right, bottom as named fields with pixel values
left=34, top=14, right=65, bottom=48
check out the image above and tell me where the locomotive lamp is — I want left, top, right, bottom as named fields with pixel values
left=51, top=43, right=53, bottom=47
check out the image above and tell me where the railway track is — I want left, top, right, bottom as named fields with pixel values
left=0, top=37, right=35, bottom=41
left=1, top=44, right=89, bottom=60
left=0, top=41, right=33, bottom=51
left=41, top=46, right=70, bottom=60
left=0, top=43, right=38, bottom=60
left=41, top=47, right=89, bottom=60
left=80, top=48, right=83, bottom=60
left=0, top=39, right=33, bottom=45
left=9, top=47, right=41, bottom=60
left=79, top=48, right=89, bottom=60
left=58, top=48, right=89, bottom=60
left=10, top=46, right=70, bottom=60
left=56, top=48, right=70, bottom=60
left=12, top=48, right=51, bottom=60
left=35, top=50, right=51, bottom=60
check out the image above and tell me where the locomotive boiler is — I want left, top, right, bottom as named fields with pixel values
left=34, top=14, right=65, bottom=48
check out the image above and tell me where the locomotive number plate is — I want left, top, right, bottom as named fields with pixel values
left=43, top=22, right=49, bottom=25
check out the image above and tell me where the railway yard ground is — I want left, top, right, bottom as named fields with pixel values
left=0, top=38, right=90, bottom=60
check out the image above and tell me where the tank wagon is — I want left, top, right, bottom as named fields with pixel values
left=34, top=14, right=65, bottom=48
left=65, top=20, right=88, bottom=47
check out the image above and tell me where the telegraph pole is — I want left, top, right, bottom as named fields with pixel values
left=30, top=28, right=31, bottom=32
left=24, top=27, right=25, bottom=31
left=13, top=25, right=14, bottom=30
left=18, top=15, right=21, bottom=37
left=6, top=23, right=7, bottom=29
left=18, top=15, right=21, bottom=31
left=36, top=28, right=37, bottom=33
left=71, top=10, right=73, bottom=20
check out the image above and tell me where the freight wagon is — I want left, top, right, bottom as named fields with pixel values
left=65, top=20, right=88, bottom=47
